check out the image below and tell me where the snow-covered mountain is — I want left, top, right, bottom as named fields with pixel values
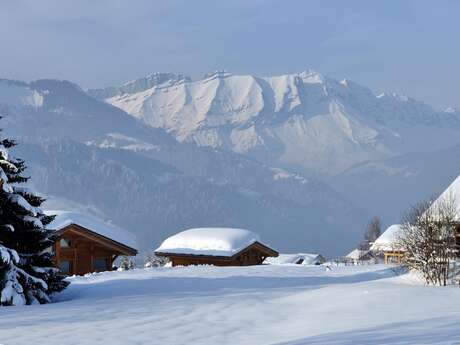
left=91, top=70, right=460, bottom=175
left=0, top=78, right=365, bottom=256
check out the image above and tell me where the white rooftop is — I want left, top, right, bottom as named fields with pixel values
left=155, top=227, right=262, bottom=257
left=371, top=224, right=403, bottom=252
left=264, top=253, right=323, bottom=266
left=429, top=175, right=460, bottom=221
left=46, top=210, right=138, bottom=250
left=345, top=249, right=364, bottom=260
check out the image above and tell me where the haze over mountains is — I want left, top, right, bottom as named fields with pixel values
left=1, top=70, right=459, bottom=256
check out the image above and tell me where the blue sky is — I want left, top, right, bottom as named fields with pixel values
left=0, top=0, right=459, bottom=108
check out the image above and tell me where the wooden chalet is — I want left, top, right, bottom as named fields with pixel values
left=366, top=176, right=460, bottom=264
left=155, top=227, right=278, bottom=267
left=46, top=211, right=138, bottom=275
left=370, top=224, right=405, bottom=264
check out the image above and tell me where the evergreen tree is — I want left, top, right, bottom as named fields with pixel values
left=0, top=125, right=68, bottom=306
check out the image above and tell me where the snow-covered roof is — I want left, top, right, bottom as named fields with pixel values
left=46, top=210, right=138, bottom=250
left=429, top=175, right=460, bottom=221
left=345, top=249, right=375, bottom=260
left=155, top=227, right=265, bottom=257
left=371, top=224, right=403, bottom=252
left=264, top=253, right=324, bottom=266
left=345, top=249, right=363, bottom=260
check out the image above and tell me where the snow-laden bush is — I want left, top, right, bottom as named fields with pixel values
left=118, top=256, right=136, bottom=271
left=144, top=254, right=169, bottom=268
left=398, top=195, right=459, bottom=286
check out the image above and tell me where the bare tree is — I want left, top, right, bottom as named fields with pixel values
left=359, top=216, right=382, bottom=251
left=366, top=216, right=382, bottom=243
left=397, top=194, right=459, bottom=286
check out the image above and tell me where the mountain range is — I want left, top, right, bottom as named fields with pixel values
left=90, top=70, right=460, bottom=175
left=0, top=70, right=459, bottom=257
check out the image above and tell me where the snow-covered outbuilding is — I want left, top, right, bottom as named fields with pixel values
left=264, top=253, right=325, bottom=266
left=46, top=210, right=138, bottom=275
left=155, top=227, right=278, bottom=267
left=345, top=249, right=376, bottom=264
left=371, top=224, right=404, bottom=264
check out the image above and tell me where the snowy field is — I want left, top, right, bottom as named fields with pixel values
left=1, top=265, right=460, bottom=345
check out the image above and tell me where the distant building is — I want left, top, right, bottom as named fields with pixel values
left=371, top=224, right=405, bottom=264
left=372, top=175, right=460, bottom=264
left=46, top=211, right=138, bottom=275
left=345, top=249, right=376, bottom=264
left=155, top=227, right=278, bottom=267
left=264, top=253, right=325, bottom=266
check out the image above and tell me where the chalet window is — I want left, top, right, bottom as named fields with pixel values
left=59, top=260, right=72, bottom=275
left=93, top=258, right=108, bottom=272
left=60, top=237, right=72, bottom=248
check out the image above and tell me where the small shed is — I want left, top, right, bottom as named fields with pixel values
left=46, top=211, right=138, bottom=275
left=264, top=253, right=325, bottom=266
left=371, top=224, right=404, bottom=264
left=155, top=227, right=278, bottom=267
left=345, top=249, right=376, bottom=264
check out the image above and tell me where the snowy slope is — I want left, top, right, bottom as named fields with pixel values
left=0, top=79, right=43, bottom=108
left=96, top=70, right=460, bottom=175
left=1, top=265, right=459, bottom=344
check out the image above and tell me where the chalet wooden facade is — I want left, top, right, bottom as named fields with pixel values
left=372, top=223, right=460, bottom=264
left=370, top=224, right=405, bottom=264
left=155, top=228, right=278, bottom=267
left=47, top=211, right=138, bottom=276
left=382, top=251, right=405, bottom=264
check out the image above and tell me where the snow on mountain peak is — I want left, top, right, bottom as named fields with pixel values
left=203, top=70, right=232, bottom=80
left=298, top=69, right=324, bottom=83
left=377, top=92, right=410, bottom=102
left=88, top=72, right=190, bottom=100
left=99, top=70, right=460, bottom=174
left=444, top=107, right=459, bottom=114
left=0, top=79, right=44, bottom=109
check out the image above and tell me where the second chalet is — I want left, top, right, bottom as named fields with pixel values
left=46, top=211, right=138, bottom=275
left=155, top=227, right=278, bottom=266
